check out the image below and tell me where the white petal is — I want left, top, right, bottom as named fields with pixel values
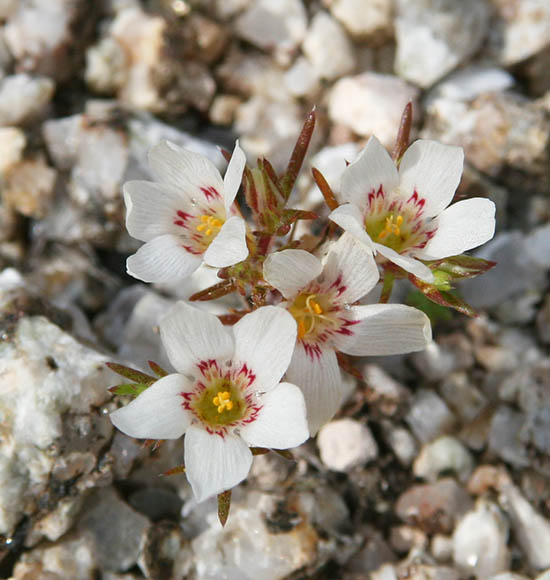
left=148, top=141, right=224, bottom=203
left=127, top=235, right=202, bottom=283
left=223, top=140, right=247, bottom=211
left=323, top=233, right=379, bottom=303
left=184, top=425, right=252, bottom=502
left=233, top=306, right=297, bottom=393
left=123, top=180, right=195, bottom=242
left=399, top=140, right=464, bottom=218
left=240, top=382, right=309, bottom=449
left=340, top=136, right=399, bottom=208
left=160, top=301, right=234, bottom=373
left=285, top=344, right=343, bottom=436
left=374, top=243, right=434, bottom=282
left=263, top=250, right=323, bottom=298
left=329, top=204, right=375, bottom=250
left=203, top=215, right=248, bottom=268
left=110, top=374, right=191, bottom=439
left=332, top=304, right=432, bottom=356
left=414, top=198, right=496, bottom=260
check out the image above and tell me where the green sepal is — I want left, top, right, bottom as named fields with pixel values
left=427, top=255, right=496, bottom=280
left=408, top=274, right=478, bottom=317
left=106, top=362, right=156, bottom=385
left=148, top=360, right=169, bottom=377
left=108, top=383, right=149, bottom=396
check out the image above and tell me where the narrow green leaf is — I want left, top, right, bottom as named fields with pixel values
left=148, top=360, right=168, bottom=377
left=312, top=167, right=339, bottom=210
left=217, top=489, right=232, bottom=527
left=108, top=383, right=149, bottom=396
left=105, top=362, right=156, bottom=385
left=281, top=108, right=316, bottom=199
left=392, top=102, right=413, bottom=162
left=189, top=279, right=237, bottom=302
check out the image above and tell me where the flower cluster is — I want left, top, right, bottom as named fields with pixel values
left=108, top=107, right=496, bottom=522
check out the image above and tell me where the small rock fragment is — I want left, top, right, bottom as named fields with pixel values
left=499, top=481, right=550, bottom=569
left=453, top=499, right=510, bottom=578
left=413, top=436, right=475, bottom=483
left=330, top=0, right=393, bottom=40
left=303, top=12, right=356, bottom=81
left=395, top=479, right=472, bottom=534
left=328, top=72, right=419, bottom=147
left=0, top=74, right=54, bottom=126
left=394, top=0, right=490, bottom=88
left=405, top=390, right=456, bottom=444
left=317, top=418, right=379, bottom=472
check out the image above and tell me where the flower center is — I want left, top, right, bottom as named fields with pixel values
left=195, top=378, right=246, bottom=426
left=288, top=293, right=338, bottom=341
left=365, top=211, right=412, bottom=253
left=378, top=214, right=403, bottom=240
left=196, top=214, right=223, bottom=238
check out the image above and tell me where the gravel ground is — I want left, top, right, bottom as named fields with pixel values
left=0, top=1, right=549, bottom=579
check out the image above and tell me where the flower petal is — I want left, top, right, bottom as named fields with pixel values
left=285, top=344, right=343, bottom=436
left=148, top=141, right=224, bottom=204
left=240, top=382, right=309, bottom=449
left=110, top=374, right=191, bottom=439
left=399, top=140, right=464, bottom=218
left=323, top=233, right=379, bottom=303
left=339, top=136, right=399, bottom=209
left=123, top=180, right=196, bottom=242
left=263, top=250, right=323, bottom=298
left=160, top=301, right=234, bottom=374
left=332, top=304, right=432, bottom=356
left=329, top=204, right=375, bottom=250
left=223, top=140, right=247, bottom=211
left=414, top=198, right=496, bottom=260
left=203, top=215, right=248, bottom=268
left=233, top=306, right=297, bottom=393
left=127, top=235, right=202, bottom=283
left=374, top=243, right=434, bottom=282
left=184, top=425, right=253, bottom=502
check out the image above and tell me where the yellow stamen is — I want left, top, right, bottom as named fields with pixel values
left=378, top=214, right=403, bottom=240
left=305, top=294, right=323, bottom=315
left=297, top=319, right=307, bottom=340
left=212, top=390, right=233, bottom=413
left=196, top=215, right=223, bottom=236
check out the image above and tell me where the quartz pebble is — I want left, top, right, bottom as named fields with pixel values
left=395, top=479, right=472, bottom=535
left=234, top=0, right=307, bottom=65
left=405, top=390, right=456, bottom=444
left=329, top=0, right=393, bottom=40
left=317, top=418, right=378, bottom=471
left=328, top=73, right=418, bottom=147
left=0, top=73, right=54, bottom=126
left=452, top=499, right=510, bottom=578
left=413, top=436, right=474, bottom=483
left=394, top=0, right=490, bottom=88
left=499, top=481, right=550, bottom=569
left=303, top=12, right=356, bottom=81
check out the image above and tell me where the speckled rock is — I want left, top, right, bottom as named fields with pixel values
left=394, top=0, right=490, bottom=88
left=0, top=310, right=113, bottom=535
left=328, top=72, right=419, bottom=147
left=302, top=11, right=356, bottom=81
left=0, top=74, right=54, bottom=126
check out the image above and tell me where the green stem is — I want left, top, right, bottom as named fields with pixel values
left=379, top=271, right=395, bottom=303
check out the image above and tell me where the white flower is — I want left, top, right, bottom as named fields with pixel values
left=110, top=302, right=308, bottom=502
left=123, top=140, right=249, bottom=283
left=328, top=137, right=496, bottom=282
left=263, top=234, right=432, bottom=434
